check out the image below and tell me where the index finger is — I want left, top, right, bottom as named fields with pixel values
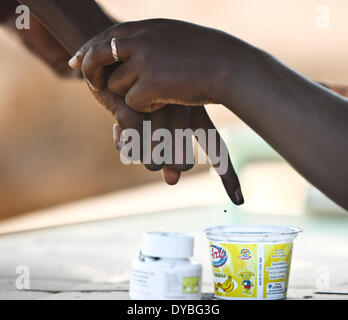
left=191, top=107, right=244, bottom=205
left=68, top=21, right=142, bottom=69
left=81, top=37, right=135, bottom=91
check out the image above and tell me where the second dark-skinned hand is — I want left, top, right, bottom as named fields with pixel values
left=90, top=84, right=244, bottom=205
left=70, top=27, right=244, bottom=205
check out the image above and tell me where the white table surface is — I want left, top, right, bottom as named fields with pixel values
left=1, top=205, right=348, bottom=300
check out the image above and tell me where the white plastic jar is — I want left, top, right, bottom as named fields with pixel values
left=129, top=232, right=202, bottom=300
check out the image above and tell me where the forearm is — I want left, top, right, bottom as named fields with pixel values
left=220, top=42, right=348, bottom=209
left=17, top=0, right=114, bottom=54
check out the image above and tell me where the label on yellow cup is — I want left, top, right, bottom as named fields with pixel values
left=263, top=243, right=293, bottom=299
left=209, top=242, right=293, bottom=299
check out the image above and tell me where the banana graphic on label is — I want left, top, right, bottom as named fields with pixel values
left=216, top=275, right=234, bottom=292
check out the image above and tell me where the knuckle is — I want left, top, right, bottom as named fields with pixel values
left=107, top=74, right=119, bottom=92
left=125, top=93, right=135, bottom=108
left=125, top=92, right=142, bottom=111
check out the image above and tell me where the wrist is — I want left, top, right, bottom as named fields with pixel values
left=211, top=36, right=266, bottom=108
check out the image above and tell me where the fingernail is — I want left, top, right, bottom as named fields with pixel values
left=234, top=186, right=244, bottom=205
left=68, top=55, right=79, bottom=69
left=162, top=167, right=181, bottom=185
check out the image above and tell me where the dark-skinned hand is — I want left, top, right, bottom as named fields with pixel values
left=69, top=24, right=244, bottom=205
left=69, top=19, right=237, bottom=110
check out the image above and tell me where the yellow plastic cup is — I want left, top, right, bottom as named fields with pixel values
left=203, top=225, right=302, bottom=300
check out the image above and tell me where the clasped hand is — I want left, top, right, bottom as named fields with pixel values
left=69, top=19, right=244, bottom=205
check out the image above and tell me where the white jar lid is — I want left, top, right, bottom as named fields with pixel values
left=141, top=232, right=194, bottom=259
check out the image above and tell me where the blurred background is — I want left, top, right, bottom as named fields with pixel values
left=0, top=0, right=347, bottom=229
left=0, top=0, right=348, bottom=300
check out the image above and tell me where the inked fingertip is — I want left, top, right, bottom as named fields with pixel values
left=234, top=186, right=244, bottom=205
left=221, top=178, right=244, bottom=205
left=162, top=167, right=181, bottom=185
